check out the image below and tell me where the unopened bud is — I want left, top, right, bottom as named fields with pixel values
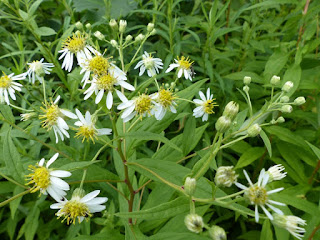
left=281, top=105, right=292, bottom=113
left=85, top=23, right=91, bottom=30
left=276, top=116, right=285, bottom=123
left=184, top=214, right=203, bottom=233
left=223, top=101, right=239, bottom=120
left=175, top=88, right=179, bottom=92
left=109, top=19, right=118, bottom=30
left=280, top=96, right=289, bottom=103
left=110, top=39, right=118, bottom=48
left=267, top=164, right=287, bottom=182
left=243, top=76, right=251, bottom=85
left=170, top=82, right=176, bottom=88
left=94, top=31, right=104, bottom=40
left=184, top=177, right=196, bottom=196
left=75, top=30, right=81, bottom=36
left=294, top=97, right=306, bottom=105
left=215, top=116, right=231, bottom=133
left=125, top=35, right=133, bottom=42
left=243, top=85, right=249, bottom=92
left=150, top=29, right=157, bottom=35
left=282, top=81, right=294, bottom=92
left=135, top=34, right=145, bottom=42
left=270, top=75, right=280, bottom=85
left=147, top=23, right=154, bottom=32
left=165, top=83, right=170, bottom=88
left=247, top=123, right=261, bottom=137
left=119, top=20, right=127, bottom=33
left=75, top=21, right=83, bottom=30
left=215, top=166, right=238, bottom=187
left=20, top=112, right=37, bottom=121
left=209, top=225, right=227, bottom=240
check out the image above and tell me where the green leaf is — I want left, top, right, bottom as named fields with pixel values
left=181, top=117, right=196, bottom=155
left=24, top=203, right=40, bottom=240
left=149, top=233, right=210, bottom=240
left=34, top=27, right=56, bottom=36
left=260, top=130, right=272, bottom=157
left=261, top=220, right=273, bottom=240
left=18, top=9, right=29, bottom=21
left=263, top=50, right=289, bottom=83
left=29, top=0, right=43, bottom=16
left=73, top=0, right=105, bottom=12
left=235, top=147, right=265, bottom=169
left=9, top=186, right=24, bottom=219
left=306, top=141, right=320, bottom=159
left=0, top=104, right=15, bottom=123
left=59, top=161, right=100, bottom=171
left=283, top=64, right=301, bottom=97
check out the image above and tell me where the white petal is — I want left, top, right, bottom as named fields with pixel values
left=75, top=109, right=86, bottom=123
left=88, top=205, right=106, bottom=213
left=61, top=109, right=77, bottom=119
left=243, top=170, right=253, bottom=186
left=46, top=153, right=59, bottom=168
left=81, top=190, right=100, bottom=203
left=116, top=90, right=128, bottom=103
left=178, top=68, right=183, bottom=78
left=95, top=89, right=104, bottom=104
left=97, top=128, right=112, bottom=135
left=50, top=177, right=70, bottom=190
left=47, top=186, right=65, bottom=202
left=261, top=205, right=273, bottom=220
left=267, top=187, right=284, bottom=195
left=86, top=197, right=108, bottom=205
left=106, top=91, right=113, bottom=109
left=266, top=203, right=283, bottom=215
left=118, top=81, right=135, bottom=91
left=255, top=205, right=259, bottom=223
left=199, top=91, right=206, bottom=101
left=38, top=158, right=45, bottom=167
left=50, top=170, right=71, bottom=178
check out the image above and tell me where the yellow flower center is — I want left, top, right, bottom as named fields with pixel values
left=39, top=103, right=61, bottom=129
left=143, top=54, right=154, bottom=69
left=247, top=186, right=268, bottom=205
left=59, top=199, right=92, bottom=224
left=158, top=89, right=175, bottom=108
left=203, top=99, right=216, bottom=114
left=96, top=73, right=117, bottom=91
left=0, top=74, right=12, bottom=89
left=63, top=33, right=86, bottom=53
left=30, top=61, right=45, bottom=76
left=88, top=56, right=110, bottom=76
left=135, top=94, right=152, bottom=115
left=75, top=125, right=97, bottom=143
left=177, top=56, right=193, bottom=70
left=26, top=165, right=50, bottom=192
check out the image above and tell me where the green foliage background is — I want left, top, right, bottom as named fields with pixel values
left=0, top=0, right=320, bottom=239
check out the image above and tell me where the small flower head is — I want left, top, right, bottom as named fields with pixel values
left=110, top=39, right=118, bottom=48
left=282, top=81, right=294, bottom=92
left=293, top=97, right=306, bottom=106
left=223, top=101, right=239, bottom=120
left=280, top=96, right=290, bottom=103
left=119, top=20, right=127, bottom=33
left=134, top=51, right=163, bottom=77
left=75, top=21, right=83, bottom=30
left=273, top=214, right=306, bottom=240
left=125, top=35, right=133, bottom=42
left=243, top=85, right=249, bottom=92
left=135, top=94, right=153, bottom=115
left=270, top=75, right=280, bottom=85
left=166, top=56, right=194, bottom=80
left=85, top=23, right=91, bottom=29
left=62, top=33, right=86, bottom=54
left=109, top=19, right=118, bottom=30
left=88, top=55, right=110, bottom=76
left=247, top=123, right=261, bottom=137
left=184, top=214, right=204, bottom=233
left=94, top=31, right=105, bottom=40
left=215, top=166, right=238, bottom=187
left=26, top=153, right=71, bottom=201
left=147, top=22, right=154, bottom=32
left=215, top=116, right=232, bottom=133
left=193, top=88, right=218, bottom=122
left=209, top=225, right=227, bottom=240
left=267, top=164, right=287, bottom=182
left=151, top=88, right=177, bottom=120
left=0, top=72, right=24, bottom=105
left=135, top=34, right=145, bottom=42
left=25, top=58, right=54, bottom=83
left=276, top=116, right=285, bottom=123
left=243, top=76, right=251, bottom=85
left=20, top=112, right=37, bottom=121
left=184, top=177, right=196, bottom=196
left=281, top=105, right=293, bottom=113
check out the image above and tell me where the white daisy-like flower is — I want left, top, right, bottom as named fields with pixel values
left=193, top=88, right=217, bottom=121
left=267, top=164, right=287, bottom=182
left=235, top=169, right=285, bottom=223
left=50, top=189, right=108, bottom=224
left=24, top=58, right=54, bottom=84
left=0, top=72, right=25, bottom=105
left=117, top=92, right=153, bottom=122
left=273, top=214, right=306, bottom=240
left=134, top=51, right=163, bottom=77
left=26, top=153, right=71, bottom=202
left=150, top=88, right=177, bottom=120
left=39, top=95, right=77, bottom=143
left=83, top=64, right=134, bottom=109
left=74, top=109, right=112, bottom=142
left=59, top=33, right=96, bottom=72
left=165, top=56, right=194, bottom=81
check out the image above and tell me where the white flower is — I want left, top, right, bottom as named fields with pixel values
left=165, top=56, right=194, bottom=80
left=39, top=95, right=77, bottom=143
left=235, top=169, right=285, bottom=223
left=267, top=164, right=287, bottom=182
left=134, top=51, right=163, bottom=77
left=24, top=58, right=54, bottom=83
left=273, top=214, right=306, bottom=240
left=0, top=72, right=25, bottom=105
left=150, top=88, right=177, bottom=120
left=117, top=92, right=153, bottom=122
left=74, top=109, right=112, bottom=142
left=193, top=88, right=217, bottom=121
left=50, top=189, right=108, bottom=224
left=83, top=64, right=134, bottom=109
left=26, top=153, right=71, bottom=201
left=59, top=33, right=96, bottom=72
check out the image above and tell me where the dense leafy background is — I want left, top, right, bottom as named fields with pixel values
left=0, top=0, right=320, bottom=239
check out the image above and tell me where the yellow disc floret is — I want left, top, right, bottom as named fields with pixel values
left=75, top=125, right=97, bottom=143
left=26, top=165, right=51, bottom=193
left=88, top=56, right=110, bottom=76
left=203, top=99, right=217, bottom=114
left=63, top=33, right=86, bottom=53
left=0, top=73, right=12, bottom=89
left=96, top=73, right=117, bottom=91
left=39, top=103, right=61, bottom=130
left=58, top=198, right=92, bottom=224
left=158, top=88, right=175, bottom=108
left=177, top=56, right=193, bottom=70
left=247, top=186, right=268, bottom=205
left=135, top=94, right=152, bottom=115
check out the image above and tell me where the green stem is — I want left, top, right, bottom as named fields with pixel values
left=0, top=172, right=29, bottom=189
left=215, top=189, right=245, bottom=201
left=0, top=189, right=31, bottom=207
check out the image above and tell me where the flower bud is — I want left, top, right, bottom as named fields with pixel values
left=109, top=19, right=118, bottom=30
left=20, top=112, right=37, bottom=121
left=75, top=30, right=81, bottom=36
left=215, top=116, right=231, bottom=133
left=184, top=177, right=196, bottom=196
left=209, top=225, right=227, bottom=240
left=119, top=20, right=127, bottom=33
left=293, top=96, right=306, bottom=105
left=147, top=23, right=154, bottom=32
left=215, top=166, right=238, bottom=187
left=170, top=82, right=176, bottom=88
left=94, top=31, right=105, bottom=40
left=247, top=123, right=261, bottom=137
left=282, top=81, right=293, bottom=92
left=175, top=88, right=179, bottom=92
left=270, top=75, right=280, bottom=85
left=243, top=76, right=251, bottom=85
left=150, top=29, right=157, bottom=35
left=72, top=188, right=86, bottom=198
left=184, top=214, right=203, bottom=233
left=276, top=116, right=285, bottom=123
left=110, top=39, right=118, bottom=48
left=243, top=85, right=249, bottom=92
left=281, top=105, right=292, bottom=113
left=75, top=21, right=83, bottom=30
left=270, top=119, right=277, bottom=124
left=135, top=33, right=145, bottom=42
left=267, top=164, right=287, bottom=182
left=164, top=83, right=170, bottom=88
left=85, top=23, right=91, bottom=30
left=223, top=101, right=239, bottom=120
left=280, top=96, right=289, bottom=103
left=125, top=35, right=133, bottom=42
left=272, top=214, right=306, bottom=240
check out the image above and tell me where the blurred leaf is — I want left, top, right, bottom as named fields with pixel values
left=34, top=27, right=56, bottom=36
left=235, top=147, right=265, bottom=169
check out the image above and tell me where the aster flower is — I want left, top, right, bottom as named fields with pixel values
left=26, top=153, right=71, bottom=201
left=24, top=58, right=54, bottom=84
left=193, top=88, right=217, bottom=121
left=235, top=169, right=285, bottom=223
left=59, top=33, right=96, bottom=72
left=151, top=88, right=177, bottom=120
left=273, top=214, right=306, bottom=240
left=83, top=65, right=134, bottom=109
left=134, top=51, right=163, bottom=77
left=50, top=189, right=108, bottom=224
left=117, top=92, right=153, bottom=122
left=74, top=109, right=112, bottom=142
left=165, top=56, right=194, bottom=81
left=39, top=95, right=77, bottom=143
left=266, top=164, right=287, bottom=182
left=0, top=72, right=25, bottom=105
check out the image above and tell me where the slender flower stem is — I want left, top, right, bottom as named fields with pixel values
left=0, top=172, right=29, bottom=189
left=215, top=189, right=246, bottom=201
left=127, top=118, right=140, bottom=132
left=41, top=77, right=47, bottom=105
left=9, top=104, right=33, bottom=112
left=0, top=189, right=31, bottom=207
